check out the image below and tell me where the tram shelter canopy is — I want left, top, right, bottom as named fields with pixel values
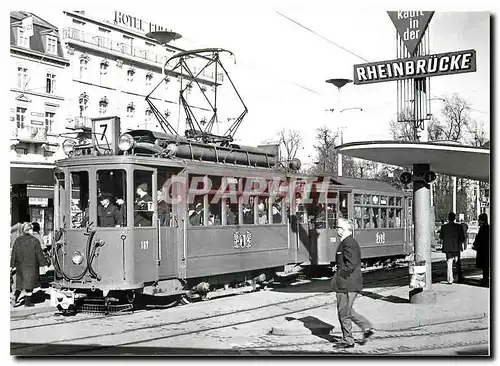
left=336, top=141, right=490, bottom=182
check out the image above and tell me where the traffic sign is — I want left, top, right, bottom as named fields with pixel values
left=388, top=11, right=434, bottom=56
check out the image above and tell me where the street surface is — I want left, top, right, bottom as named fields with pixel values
left=11, top=253, right=488, bottom=356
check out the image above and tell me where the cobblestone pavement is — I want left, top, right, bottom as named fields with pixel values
left=11, top=257, right=489, bottom=356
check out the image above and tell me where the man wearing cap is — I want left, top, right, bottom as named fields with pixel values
left=98, top=193, right=123, bottom=227
left=134, top=183, right=153, bottom=227
left=331, top=218, right=374, bottom=349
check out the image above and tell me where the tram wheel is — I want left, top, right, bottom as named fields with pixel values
left=179, top=295, right=191, bottom=305
left=126, top=290, right=136, bottom=304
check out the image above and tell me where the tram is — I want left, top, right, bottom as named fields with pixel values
left=49, top=48, right=412, bottom=312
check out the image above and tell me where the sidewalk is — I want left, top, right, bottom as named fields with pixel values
left=271, top=275, right=489, bottom=337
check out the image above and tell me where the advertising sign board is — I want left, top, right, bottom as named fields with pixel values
left=353, top=49, right=476, bottom=85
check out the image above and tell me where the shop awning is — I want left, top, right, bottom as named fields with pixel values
left=10, top=163, right=55, bottom=186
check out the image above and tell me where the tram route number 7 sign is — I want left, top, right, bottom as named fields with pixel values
left=92, top=116, right=121, bottom=154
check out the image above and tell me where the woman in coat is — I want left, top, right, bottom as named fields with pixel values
left=10, top=222, right=47, bottom=307
left=473, top=213, right=489, bottom=286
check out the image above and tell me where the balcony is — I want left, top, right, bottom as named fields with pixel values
left=63, top=27, right=165, bottom=65
left=64, top=28, right=223, bottom=84
left=11, top=126, right=48, bottom=142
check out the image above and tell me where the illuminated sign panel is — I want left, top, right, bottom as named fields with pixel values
left=353, top=49, right=476, bottom=85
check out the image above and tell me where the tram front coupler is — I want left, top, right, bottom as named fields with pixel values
left=50, top=288, right=87, bottom=310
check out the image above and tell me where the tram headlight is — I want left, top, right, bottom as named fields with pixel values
left=118, top=133, right=135, bottom=151
left=62, top=139, right=76, bottom=156
left=72, top=251, right=84, bottom=265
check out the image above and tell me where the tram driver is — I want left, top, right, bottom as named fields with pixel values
left=98, top=193, right=123, bottom=227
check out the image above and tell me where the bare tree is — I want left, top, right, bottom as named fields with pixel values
left=311, top=126, right=340, bottom=175
left=277, top=128, right=303, bottom=161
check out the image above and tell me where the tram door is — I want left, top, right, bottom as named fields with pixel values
left=295, top=198, right=313, bottom=264
left=133, top=169, right=158, bottom=282
left=157, top=170, right=185, bottom=279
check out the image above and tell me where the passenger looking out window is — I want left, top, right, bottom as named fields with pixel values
left=258, top=200, right=267, bottom=224
left=134, top=183, right=153, bottom=227
left=157, top=190, right=170, bottom=226
left=189, top=202, right=203, bottom=226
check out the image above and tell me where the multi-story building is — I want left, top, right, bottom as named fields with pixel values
left=60, top=10, right=223, bottom=134
left=9, top=9, right=225, bottom=237
left=9, top=11, right=70, bottom=235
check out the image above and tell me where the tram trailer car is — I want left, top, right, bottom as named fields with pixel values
left=50, top=119, right=412, bottom=311
left=292, top=175, right=413, bottom=273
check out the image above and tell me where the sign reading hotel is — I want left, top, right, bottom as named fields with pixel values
left=114, top=11, right=166, bottom=34
left=353, top=49, right=477, bottom=85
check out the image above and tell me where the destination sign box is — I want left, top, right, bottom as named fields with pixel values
left=353, top=49, right=476, bottom=85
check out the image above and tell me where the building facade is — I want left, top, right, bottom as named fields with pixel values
left=10, top=9, right=225, bottom=238
left=9, top=11, right=70, bottom=237
left=60, top=10, right=223, bottom=133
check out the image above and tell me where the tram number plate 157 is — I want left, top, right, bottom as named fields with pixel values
left=233, top=230, right=252, bottom=249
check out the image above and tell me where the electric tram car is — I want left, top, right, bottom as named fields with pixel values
left=50, top=117, right=413, bottom=311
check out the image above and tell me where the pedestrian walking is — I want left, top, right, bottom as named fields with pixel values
left=10, top=222, right=48, bottom=307
left=439, top=212, right=466, bottom=284
left=330, top=218, right=374, bottom=348
left=473, top=213, right=489, bottom=286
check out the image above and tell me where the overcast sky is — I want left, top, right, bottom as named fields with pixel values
left=4, top=0, right=493, bottom=166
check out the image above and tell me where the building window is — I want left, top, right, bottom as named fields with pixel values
left=127, top=68, right=135, bottom=82
left=46, top=73, right=56, bottom=94
left=126, top=103, right=135, bottom=118
left=46, top=36, right=57, bottom=54
left=100, top=60, right=109, bottom=75
left=99, top=97, right=108, bottom=115
left=45, top=112, right=55, bottom=132
left=17, top=28, right=29, bottom=48
left=145, top=72, right=153, bottom=86
left=17, top=67, right=28, bottom=89
left=16, top=107, right=27, bottom=128
left=79, top=92, right=89, bottom=117
left=145, top=108, right=152, bottom=122
left=79, top=57, right=89, bottom=79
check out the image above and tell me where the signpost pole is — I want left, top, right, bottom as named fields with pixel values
left=411, top=164, right=435, bottom=303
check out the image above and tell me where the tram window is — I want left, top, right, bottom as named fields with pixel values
left=96, top=170, right=127, bottom=227
left=242, top=197, right=255, bottom=225
left=189, top=196, right=204, bottom=226
left=380, top=208, right=387, bottom=228
left=157, top=171, right=173, bottom=227
left=208, top=194, right=221, bottom=226
left=395, top=208, right=402, bottom=228
left=257, top=198, right=268, bottom=225
left=354, top=194, right=362, bottom=205
left=363, top=194, right=371, bottom=205
left=224, top=198, right=238, bottom=226
left=339, top=192, right=348, bottom=218
left=389, top=197, right=395, bottom=206
left=396, top=197, right=402, bottom=206
left=354, top=207, right=362, bottom=229
left=271, top=199, right=283, bottom=224
left=70, top=171, right=89, bottom=229
left=380, top=196, right=387, bottom=205
left=134, top=170, right=154, bottom=227
left=56, top=171, right=66, bottom=229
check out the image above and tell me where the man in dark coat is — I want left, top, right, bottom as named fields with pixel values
left=439, top=212, right=465, bottom=284
left=473, top=213, right=489, bottom=286
left=10, top=222, right=47, bottom=307
left=97, top=194, right=123, bottom=227
left=330, top=218, right=374, bottom=348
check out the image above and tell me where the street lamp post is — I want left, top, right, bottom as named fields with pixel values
left=325, top=79, right=353, bottom=177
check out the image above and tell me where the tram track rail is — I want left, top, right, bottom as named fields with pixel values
left=11, top=259, right=481, bottom=355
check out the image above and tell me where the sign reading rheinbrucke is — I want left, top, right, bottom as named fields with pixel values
left=353, top=49, right=476, bottom=85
